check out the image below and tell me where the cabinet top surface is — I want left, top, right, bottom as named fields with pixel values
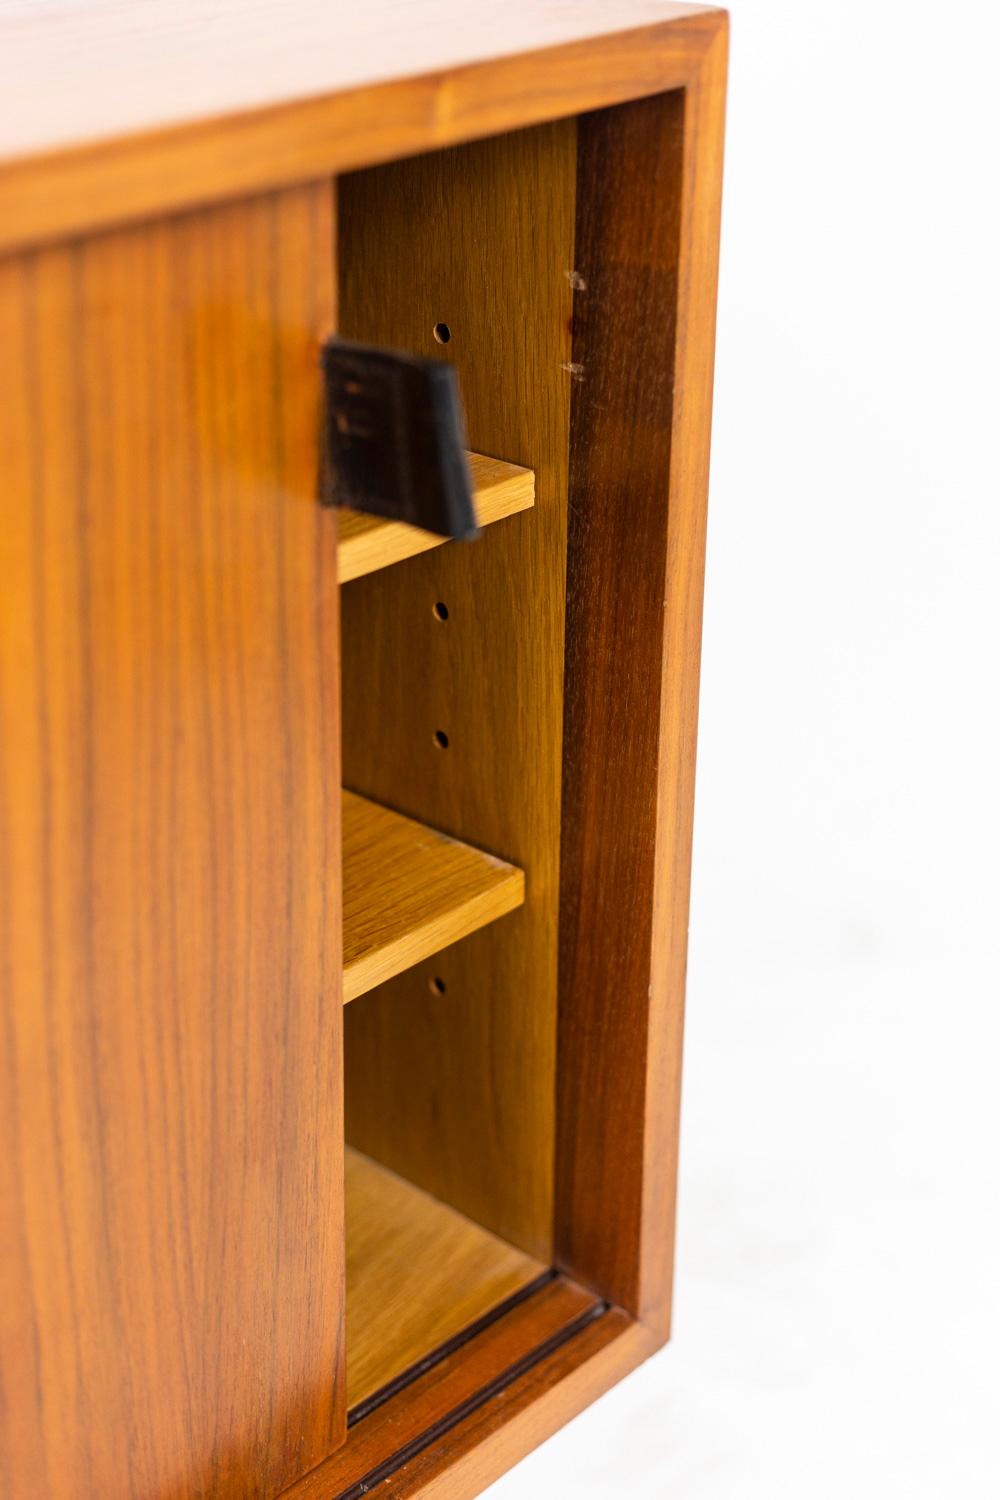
left=0, top=0, right=713, bottom=163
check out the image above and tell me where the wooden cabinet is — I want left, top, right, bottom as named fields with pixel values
left=0, top=4, right=727, bottom=1496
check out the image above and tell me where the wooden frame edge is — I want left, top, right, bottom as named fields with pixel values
left=644, top=12, right=728, bottom=1336
left=278, top=1276, right=660, bottom=1500
left=0, top=11, right=726, bottom=256
left=381, top=1313, right=660, bottom=1498
left=556, top=14, right=728, bottom=1334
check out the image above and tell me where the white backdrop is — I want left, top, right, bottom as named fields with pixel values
left=489, top=1, right=1000, bottom=1493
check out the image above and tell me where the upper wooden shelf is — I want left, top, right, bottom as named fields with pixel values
left=342, top=791, right=524, bottom=1003
left=338, top=452, right=533, bottom=584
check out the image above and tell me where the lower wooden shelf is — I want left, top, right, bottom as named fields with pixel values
left=342, top=791, right=524, bottom=1003
left=345, top=1146, right=546, bottom=1409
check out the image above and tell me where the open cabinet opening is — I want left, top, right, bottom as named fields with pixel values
left=336, top=117, right=576, bottom=1413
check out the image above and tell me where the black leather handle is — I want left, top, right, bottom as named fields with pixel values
left=321, top=337, right=478, bottom=540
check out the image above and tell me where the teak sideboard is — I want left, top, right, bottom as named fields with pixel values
left=0, top=4, right=727, bottom=1496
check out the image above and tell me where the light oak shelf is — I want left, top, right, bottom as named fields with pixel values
left=345, top=1146, right=545, bottom=1408
left=338, top=451, right=534, bottom=583
left=342, top=790, right=524, bottom=1003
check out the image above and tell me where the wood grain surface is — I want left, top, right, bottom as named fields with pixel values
left=338, top=452, right=534, bottom=583
left=556, top=30, right=728, bottom=1330
left=278, top=1275, right=611, bottom=1500
left=342, top=791, right=524, bottom=1002
left=344, top=1148, right=545, bottom=1408
left=372, top=1312, right=653, bottom=1500
left=339, top=121, right=575, bottom=1261
left=0, top=8, right=726, bottom=255
left=0, top=185, right=345, bottom=1499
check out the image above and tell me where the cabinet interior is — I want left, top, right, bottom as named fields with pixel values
left=336, top=119, right=576, bottom=1410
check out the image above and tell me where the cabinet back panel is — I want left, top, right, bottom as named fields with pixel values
left=0, top=186, right=345, bottom=1499
left=338, top=121, right=575, bottom=1259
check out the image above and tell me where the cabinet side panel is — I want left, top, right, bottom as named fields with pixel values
left=338, top=122, right=576, bottom=1259
left=0, top=184, right=345, bottom=1498
left=556, top=45, right=727, bottom=1328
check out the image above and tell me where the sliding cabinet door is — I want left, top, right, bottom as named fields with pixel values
left=0, top=184, right=345, bottom=1500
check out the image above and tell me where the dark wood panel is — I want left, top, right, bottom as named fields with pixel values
left=338, top=121, right=576, bottom=1259
left=0, top=185, right=345, bottom=1499
left=556, top=33, right=728, bottom=1329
